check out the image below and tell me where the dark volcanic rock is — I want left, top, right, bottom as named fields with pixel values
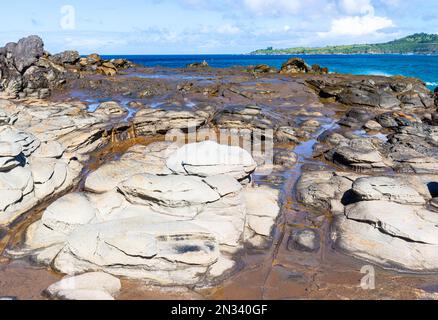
left=311, top=64, right=329, bottom=74
left=13, top=35, right=44, bottom=72
left=0, top=36, right=134, bottom=98
left=0, top=35, right=64, bottom=98
left=50, top=50, right=80, bottom=65
left=249, top=64, right=277, bottom=74
left=280, top=58, right=311, bottom=74
left=187, top=60, right=209, bottom=68
left=338, top=108, right=375, bottom=128
left=308, top=77, right=435, bottom=110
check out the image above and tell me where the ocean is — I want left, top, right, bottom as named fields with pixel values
left=102, top=54, right=438, bottom=90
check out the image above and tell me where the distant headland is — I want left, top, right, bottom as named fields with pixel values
left=250, top=33, right=438, bottom=55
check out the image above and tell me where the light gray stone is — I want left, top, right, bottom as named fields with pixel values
left=166, top=141, right=256, bottom=180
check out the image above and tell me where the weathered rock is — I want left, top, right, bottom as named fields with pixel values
left=166, top=141, right=257, bottom=180
left=49, top=51, right=80, bottom=65
left=15, top=142, right=280, bottom=285
left=95, top=101, right=127, bottom=116
left=46, top=272, right=121, bottom=300
left=364, top=120, right=382, bottom=131
left=273, top=150, right=298, bottom=168
left=118, top=174, right=221, bottom=217
left=296, top=171, right=359, bottom=211
left=134, top=107, right=207, bottom=135
left=0, top=36, right=65, bottom=98
left=328, top=138, right=387, bottom=171
left=203, top=175, right=242, bottom=197
left=249, top=64, right=277, bottom=74
left=308, top=77, right=434, bottom=110
left=351, top=176, right=428, bottom=204
left=345, top=201, right=438, bottom=245
left=187, top=61, right=209, bottom=68
left=333, top=201, right=438, bottom=272
left=288, top=229, right=320, bottom=252
left=13, top=35, right=44, bottom=73
left=339, top=108, right=374, bottom=128
left=280, top=58, right=310, bottom=74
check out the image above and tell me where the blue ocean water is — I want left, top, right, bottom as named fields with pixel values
left=102, top=54, right=438, bottom=90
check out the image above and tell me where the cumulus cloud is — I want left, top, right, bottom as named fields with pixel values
left=242, top=0, right=301, bottom=15
left=338, top=0, right=375, bottom=15
left=319, top=14, right=394, bottom=37
left=217, top=24, right=241, bottom=34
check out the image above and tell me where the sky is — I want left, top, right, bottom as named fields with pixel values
left=0, top=0, right=437, bottom=54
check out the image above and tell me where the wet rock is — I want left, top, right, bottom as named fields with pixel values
left=280, top=58, right=310, bottom=74
left=213, top=105, right=268, bottom=130
left=384, top=122, right=438, bottom=173
left=288, top=229, right=320, bottom=252
left=275, top=127, right=299, bottom=143
left=187, top=61, right=209, bottom=68
left=327, top=138, right=387, bottom=171
left=339, top=108, right=374, bottom=128
left=46, top=272, right=121, bottom=300
left=273, top=150, right=298, bottom=168
left=308, top=77, right=434, bottom=110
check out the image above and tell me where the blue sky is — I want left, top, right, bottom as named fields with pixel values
left=0, top=0, right=437, bottom=54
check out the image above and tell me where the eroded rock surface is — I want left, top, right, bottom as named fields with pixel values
left=298, top=171, right=438, bottom=272
left=46, top=272, right=121, bottom=300
left=13, top=141, right=280, bottom=285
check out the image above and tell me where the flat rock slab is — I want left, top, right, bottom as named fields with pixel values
left=166, top=141, right=256, bottom=180
left=352, top=176, right=427, bottom=204
left=46, top=272, right=121, bottom=300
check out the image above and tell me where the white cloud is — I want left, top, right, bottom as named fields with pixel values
left=379, top=0, right=400, bottom=7
left=319, top=14, right=394, bottom=37
left=243, top=0, right=301, bottom=15
left=217, top=24, right=241, bottom=34
left=338, top=0, right=375, bottom=15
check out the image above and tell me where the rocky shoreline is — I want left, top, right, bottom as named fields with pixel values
left=1, top=36, right=438, bottom=300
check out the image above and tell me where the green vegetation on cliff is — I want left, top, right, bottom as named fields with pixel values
left=251, top=33, right=438, bottom=55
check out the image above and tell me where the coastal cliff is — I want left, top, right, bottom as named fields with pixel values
left=251, top=33, right=438, bottom=55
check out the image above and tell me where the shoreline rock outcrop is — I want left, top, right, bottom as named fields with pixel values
left=0, top=36, right=133, bottom=99
left=11, top=141, right=280, bottom=285
left=297, top=170, right=438, bottom=272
